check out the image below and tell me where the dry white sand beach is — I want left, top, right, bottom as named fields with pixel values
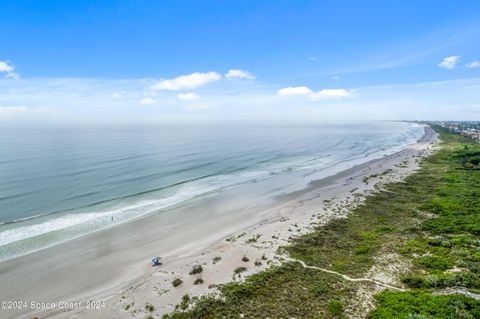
left=0, top=125, right=438, bottom=319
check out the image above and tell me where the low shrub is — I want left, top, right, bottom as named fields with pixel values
left=172, top=278, right=183, bottom=287
left=327, top=299, right=343, bottom=316
left=145, top=303, right=154, bottom=312
left=189, top=265, right=203, bottom=275
left=234, top=266, right=247, bottom=274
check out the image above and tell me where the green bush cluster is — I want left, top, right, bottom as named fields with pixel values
left=172, top=278, right=183, bottom=288
left=193, top=278, right=204, bottom=285
left=189, top=265, right=203, bottom=275
left=369, top=291, right=480, bottom=319
left=402, top=271, right=480, bottom=289
left=233, top=266, right=247, bottom=274
left=163, top=263, right=349, bottom=319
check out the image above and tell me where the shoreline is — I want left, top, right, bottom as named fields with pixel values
left=0, top=125, right=437, bottom=319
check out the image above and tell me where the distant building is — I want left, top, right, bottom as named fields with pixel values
left=436, top=121, right=480, bottom=143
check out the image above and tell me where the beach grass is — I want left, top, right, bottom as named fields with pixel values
left=163, top=125, right=480, bottom=319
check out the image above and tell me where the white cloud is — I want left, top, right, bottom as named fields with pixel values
left=0, top=60, right=19, bottom=79
left=151, top=72, right=221, bottom=90
left=277, top=86, right=313, bottom=96
left=332, top=76, right=340, bottom=81
left=308, top=56, right=318, bottom=61
left=177, top=92, right=199, bottom=101
left=278, top=86, right=352, bottom=100
left=310, top=89, right=352, bottom=100
left=225, top=69, right=255, bottom=80
left=438, top=56, right=460, bottom=69
left=140, top=97, right=156, bottom=105
left=466, top=61, right=480, bottom=68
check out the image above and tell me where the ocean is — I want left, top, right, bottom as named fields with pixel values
left=0, top=121, right=424, bottom=261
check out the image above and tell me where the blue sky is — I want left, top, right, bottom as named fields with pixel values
left=1, top=0, right=480, bottom=122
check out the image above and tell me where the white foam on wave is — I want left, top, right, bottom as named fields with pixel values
left=0, top=168, right=273, bottom=251
left=0, top=212, right=112, bottom=246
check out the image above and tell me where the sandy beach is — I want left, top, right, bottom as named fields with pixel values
left=0, top=125, right=438, bottom=319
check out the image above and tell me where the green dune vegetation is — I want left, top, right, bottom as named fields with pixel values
left=164, top=125, right=480, bottom=319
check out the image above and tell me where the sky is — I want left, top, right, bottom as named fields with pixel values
left=1, top=0, right=480, bottom=123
